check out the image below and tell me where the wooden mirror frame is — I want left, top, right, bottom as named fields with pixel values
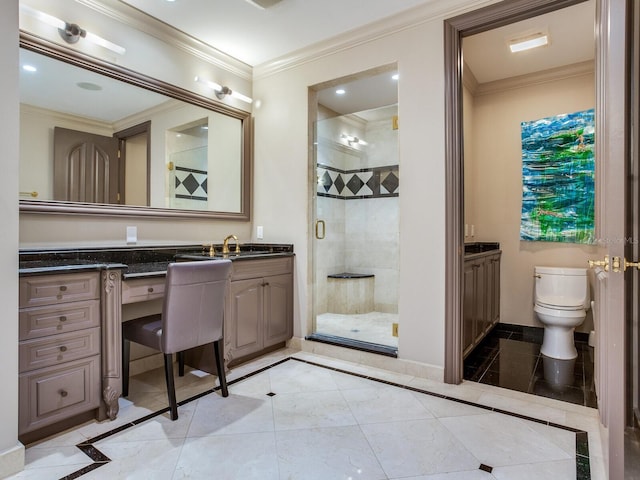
left=19, top=31, right=252, bottom=220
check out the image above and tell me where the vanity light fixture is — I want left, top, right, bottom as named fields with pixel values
left=19, top=4, right=126, bottom=55
left=508, top=32, right=549, bottom=53
left=194, top=76, right=253, bottom=104
left=336, top=88, right=346, bottom=95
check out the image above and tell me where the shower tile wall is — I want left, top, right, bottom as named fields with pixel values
left=315, top=111, right=399, bottom=315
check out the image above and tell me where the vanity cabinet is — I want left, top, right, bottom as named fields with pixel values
left=463, top=251, right=501, bottom=358
left=18, top=272, right=102, bottom=435
left=227, top=257, right=294, bottom=364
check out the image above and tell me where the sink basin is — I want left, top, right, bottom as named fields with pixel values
left=464, top=242, right=500, bottom=254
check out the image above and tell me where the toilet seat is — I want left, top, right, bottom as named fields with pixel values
left=534, top=300, right=583, bottom=311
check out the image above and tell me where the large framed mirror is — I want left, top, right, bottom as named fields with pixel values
left=19, top=31, right=252, bottom=220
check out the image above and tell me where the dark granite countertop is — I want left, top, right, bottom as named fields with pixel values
left=19, top=243, right=294, bottom=277
left=464, top=242, right=501, bottom=257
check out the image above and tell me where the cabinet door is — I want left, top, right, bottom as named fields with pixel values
left=474, top=258, right=488, bottom=344
left=463, top=260, right=477, bottom=357
left=486, top=254, right=501, bottom=327
left=228, top=278, right=263, bottom=359
left=263, top=273, right=293, bottom=347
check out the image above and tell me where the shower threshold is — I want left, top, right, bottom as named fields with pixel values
left=305, top=333, right=398, bottom=357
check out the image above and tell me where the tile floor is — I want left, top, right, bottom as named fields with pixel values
left=464, top=324, right=597, bottom=408
left=9, top=348, right=605, bottom=480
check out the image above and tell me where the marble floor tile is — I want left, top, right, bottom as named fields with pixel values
left=172, top=432, right=279, bottom=480
left=9, top=352, right=598, bottom=480
left=361, top=418, right=480, bottom=478
left=275, top=425, right=387, bottom=480
left=438, top=413, right=572, bottom=467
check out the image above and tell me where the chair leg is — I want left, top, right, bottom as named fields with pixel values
left=122, top=338, right=130, bottom=397
left=177, top=351, right=185, bottom=377
left=164, top=353, right=178, bottom=420
left=213, top=340, right=228, bottom=397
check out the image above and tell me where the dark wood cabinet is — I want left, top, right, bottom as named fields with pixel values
left=463, top=251, right=501, bottom=358
left=228, top=259, right=293, bottom=364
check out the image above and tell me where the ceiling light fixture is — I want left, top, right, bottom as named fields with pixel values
left=341, top=134, right=367, bottom=146
left=19, top=4, right=126, bottom=55
left=508, top=33, right=549, bottom=53
left=194, top=76, right=253, bottom=104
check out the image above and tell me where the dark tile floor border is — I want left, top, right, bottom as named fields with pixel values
left=58, top=356, right=590, bottom=480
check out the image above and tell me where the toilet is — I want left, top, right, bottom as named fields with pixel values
left=533, top=266, right=590, bottom=360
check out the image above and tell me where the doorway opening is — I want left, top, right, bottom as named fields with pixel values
left=308, top=66, right=400, bottom=356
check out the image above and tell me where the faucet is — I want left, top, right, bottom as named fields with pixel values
left=222, top=234, right=240, bottom=254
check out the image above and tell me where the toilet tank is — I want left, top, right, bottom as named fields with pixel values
left=534, top=266, right=590, bottom=309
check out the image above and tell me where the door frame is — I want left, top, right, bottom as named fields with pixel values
left=444, top=0, right=628, bottom=477
left=443, top=0, right=589, bottom=384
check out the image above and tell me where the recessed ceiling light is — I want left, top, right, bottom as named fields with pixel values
left=336, top=89, right=346, bottom=95
left=509, top=33, right=549, bottom=53
left=22, top=64, right=37, bottom=72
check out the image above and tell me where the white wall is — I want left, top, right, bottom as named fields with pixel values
left=467, top=70, right=598, bottom=331
left=251, top=1, right=481, bottom=368
left=1, top=1, right=24, bottom=477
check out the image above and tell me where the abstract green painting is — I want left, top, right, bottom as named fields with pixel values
left=520, top=109, right=595, bottom=243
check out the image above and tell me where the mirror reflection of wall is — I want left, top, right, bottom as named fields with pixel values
left=19, top=44, right=246, bottom=215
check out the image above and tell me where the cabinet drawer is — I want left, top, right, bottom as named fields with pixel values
left=19, top=300, right=100, bottom=340
left=19, top=327, right=101, bottom=373
left=20, top=273, right=100, bottom=308
left=19, top=355, right=101, bottom=434
left=231, top=257, right=293, bottom=281
left=122, top=277, right=165, bottom=304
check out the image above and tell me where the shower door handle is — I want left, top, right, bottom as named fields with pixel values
left=315, top=219, right=325, bottom=239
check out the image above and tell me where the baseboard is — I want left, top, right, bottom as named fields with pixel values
left=293, top=336, right=444, bottom=381
left=0, top=442, right=25, bottom=478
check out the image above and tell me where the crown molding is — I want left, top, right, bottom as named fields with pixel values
left=254, top=0, right=497, bottom=80
left=77, top=0, right=252, bottom=81
left=474, top=60, right=594, bottom=96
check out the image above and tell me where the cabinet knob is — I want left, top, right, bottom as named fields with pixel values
left=148, top=287, right=154, bottom=293
left=59, top=285, right=68, bottom=292
left=59, top=390, right=68, bottom=398
left=59, top=315, right=67, bottom=322
left=59, top=345, right=67, bottom=352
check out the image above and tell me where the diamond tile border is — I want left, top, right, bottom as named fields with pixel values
left=174, top=165, right=208, bottom=202
left=317, top=163, right=399, bottom=199
left=55, top=357, right=590, bottom=480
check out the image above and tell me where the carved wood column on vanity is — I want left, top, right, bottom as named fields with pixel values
left=100, top=269, right=122, bottom=420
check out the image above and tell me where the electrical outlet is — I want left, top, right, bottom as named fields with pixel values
left=257, top=225, right=264, bottom=239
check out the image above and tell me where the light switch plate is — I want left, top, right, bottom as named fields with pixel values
left=126, top=226, right=137, bottom=244
left=257, top=226, right=264, bottom=239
